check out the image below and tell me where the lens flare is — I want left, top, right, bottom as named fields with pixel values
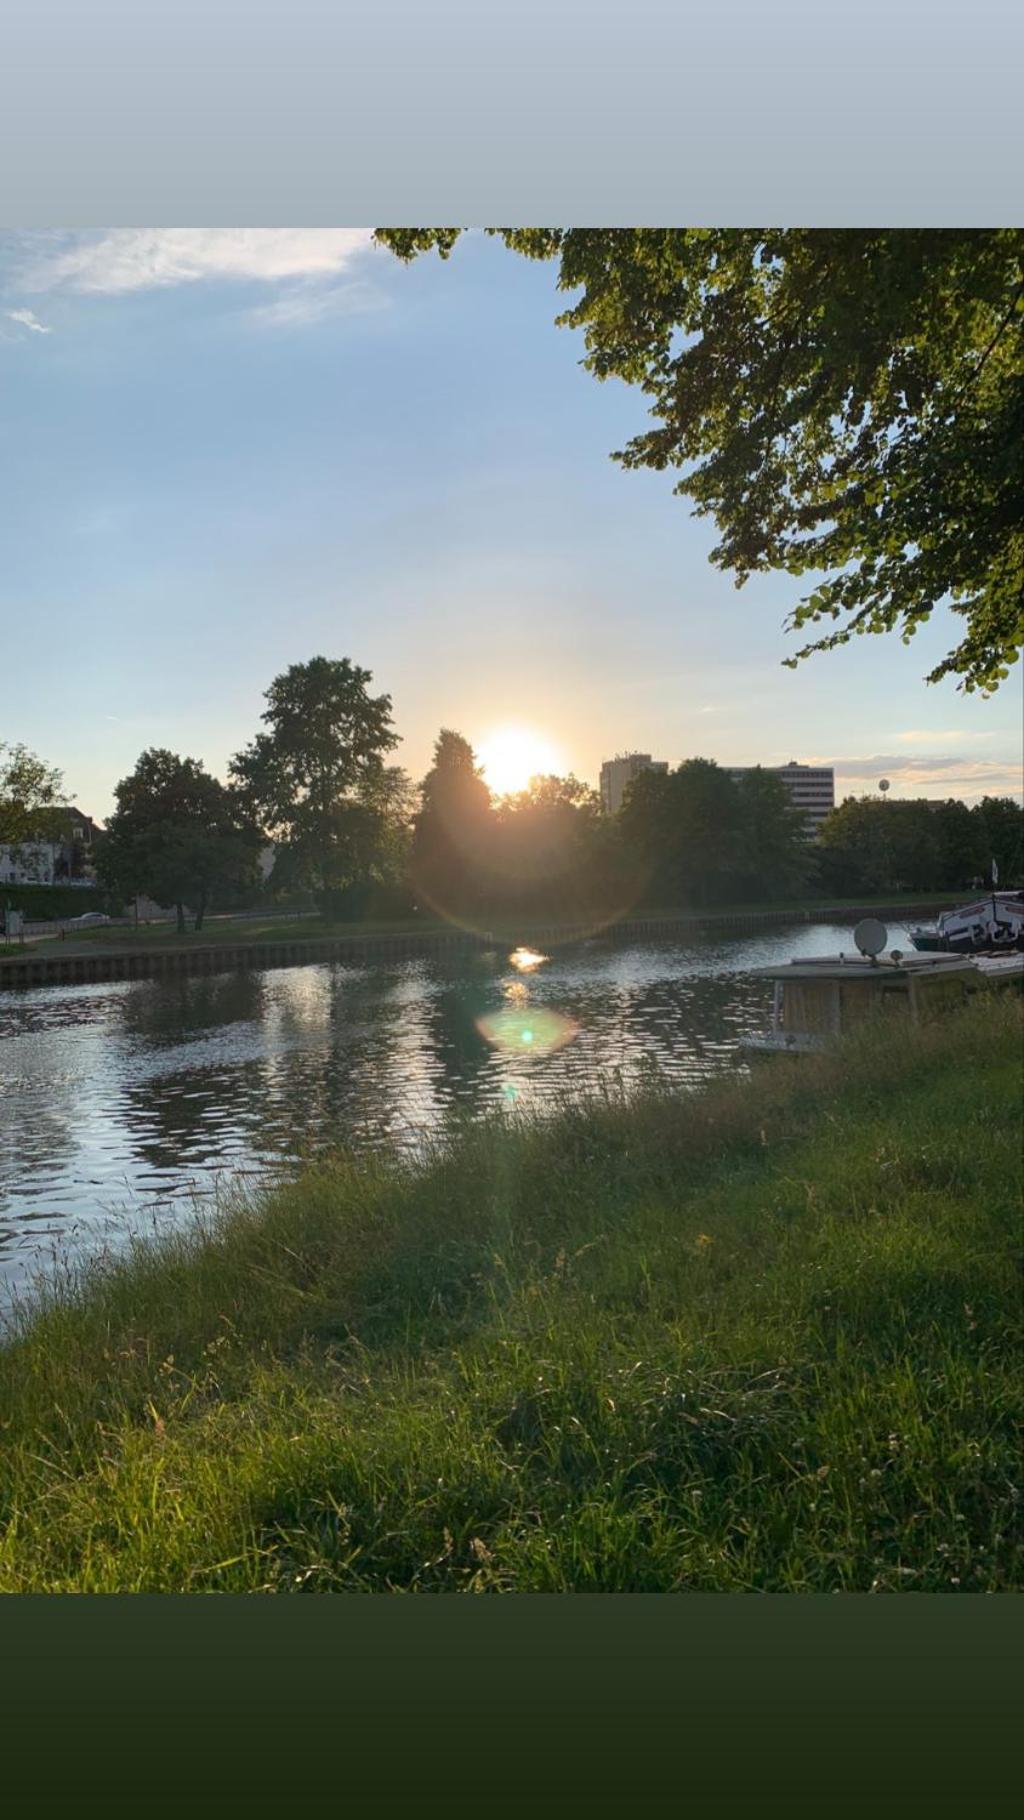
left=476, top=1004, right=578, bottom=1057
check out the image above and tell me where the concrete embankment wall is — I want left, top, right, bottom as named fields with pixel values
left=0, top=904, right=953, bottom=991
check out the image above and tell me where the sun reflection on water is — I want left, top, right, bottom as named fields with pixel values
left=508, top=947, right=548, bottom=972
left=475, top=945, right=575, bottom=1055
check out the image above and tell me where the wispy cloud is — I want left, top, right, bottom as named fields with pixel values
left=14, top=229, right=376, bottom=296
left=6, top=306, right=51, bottom=334
left=246, top=277, right=387, bottom=332
left=891, top=728, right=995, bottom=744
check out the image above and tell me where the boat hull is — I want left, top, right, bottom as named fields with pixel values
left=909, top=930, right=945, bottom=952
left=741, top=1031, right=827, bottom=1055
left=910, top=930, right=1023, bottom=956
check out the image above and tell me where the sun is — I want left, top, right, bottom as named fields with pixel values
left=477, top=726, right=563, bottom=797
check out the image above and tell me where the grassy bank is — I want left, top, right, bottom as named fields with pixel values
left=1, top=997, right=1020, bottom=1592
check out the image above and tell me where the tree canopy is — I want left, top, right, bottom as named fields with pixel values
left=0, top=742, right=66, bottom=847
left=491, top=773, right=613, bottom=920
left=973, top=794, right=1024, bottom=885
left=817, top=793, right=1023, bottom=896
left=619, top=759, right=808, bottom=907
left=97, top=749, right=260, bottom=931
left=230, top=656, right=399, bottom=909
left=732, top=767, right=812, bottom=901
left=377, top=229, right=1024, bottom=694
left=410, top=730, right=493, bottom=921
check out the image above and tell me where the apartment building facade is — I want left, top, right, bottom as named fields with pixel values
left=599, top=752, right=669, bottom=815
left=728, top=762, right=835, bottom=836
left=0, top=809, right=102, bottom=887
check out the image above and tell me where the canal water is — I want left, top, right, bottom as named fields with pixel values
left=0, top=922, right=910, bottom=1301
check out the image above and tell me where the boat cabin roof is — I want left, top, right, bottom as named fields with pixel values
left=754, top=953, right=977, bottom=982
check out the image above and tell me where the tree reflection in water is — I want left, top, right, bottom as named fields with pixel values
left=1, top=923, right=885, bottom=1291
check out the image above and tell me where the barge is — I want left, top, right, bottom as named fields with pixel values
left=909, top=891, right=1024, bottom=956
left=743, top=919, right=1022, bottom=1055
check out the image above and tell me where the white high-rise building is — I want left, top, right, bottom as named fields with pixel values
left=599, top=753, right=669, bottom=815
left=727, top=761, right=835, bottom=836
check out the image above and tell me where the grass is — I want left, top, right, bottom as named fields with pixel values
left=0, top=995, right=1020, bottom=1592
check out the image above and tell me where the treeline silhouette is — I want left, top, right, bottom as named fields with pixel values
left=78, top=657, right=1022, bottom=924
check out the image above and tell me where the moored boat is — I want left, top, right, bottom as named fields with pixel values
left=909, top=891, right=1024, bottom=956
left=742, top=919, right=1022, bottom=1055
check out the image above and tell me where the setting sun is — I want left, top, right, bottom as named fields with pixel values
left=477, top=726, right=564, bottom=797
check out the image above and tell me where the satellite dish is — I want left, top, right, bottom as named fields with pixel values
left=853, top=917, right=887, bottom=959
left=878, top=778, right=890, bottom=795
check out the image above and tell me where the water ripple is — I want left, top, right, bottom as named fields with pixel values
left=0, top=924, right=910, bottom=1297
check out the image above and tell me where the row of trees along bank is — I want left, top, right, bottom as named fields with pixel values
left=6, top=657, right=1023, bottom=928
left=94, top=672, right=825, bottom=926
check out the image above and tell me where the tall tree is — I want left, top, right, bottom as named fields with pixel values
left=231, top=657, right=399, bottom=910
left=97, top=750, right=261, bottom=931
left=358, top=764, right=418, bottom=886
left=732, top=767, right=811, bottom=901
left=972, top=796, right=1024, bottom=885
left=0, top=742, right=66, bottom=847
left=269, top=765, right=418, bottom=918
left=491, top=773, right=605, bottom=918
left=619, top=759, right=742, bottom=907
left=377, top=230, right=1024, bottom=694
left=930, top=798, right=985, bottom=889
left=410, top=730, right=493, bottom=920
left=817, top=797, right=950, bottom=895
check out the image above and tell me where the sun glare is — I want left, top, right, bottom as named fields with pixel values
left=478, top=726, right=563, bottom=797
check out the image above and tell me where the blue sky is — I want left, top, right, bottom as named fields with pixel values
left=1, top=228, right=1020, bottom=820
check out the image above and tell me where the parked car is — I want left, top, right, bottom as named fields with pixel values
left=65, top=911, right=111, bottom=928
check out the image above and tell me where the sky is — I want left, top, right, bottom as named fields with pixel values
left=1, top=227, right=1021, bottom=822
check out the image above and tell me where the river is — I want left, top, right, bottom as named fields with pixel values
left=0, top=921, right=910, bottom=1302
